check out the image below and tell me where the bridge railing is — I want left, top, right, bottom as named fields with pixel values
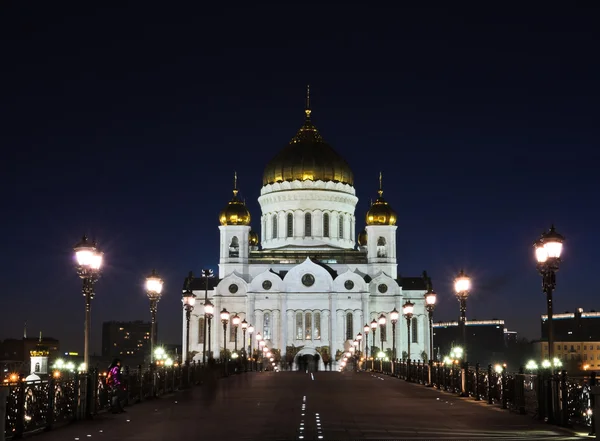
left=373, top=360, right=594, bottom=431
left=2, top=358, right=254, bottom=440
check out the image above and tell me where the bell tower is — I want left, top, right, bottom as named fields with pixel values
left=218, top=172, right=252, bottom=279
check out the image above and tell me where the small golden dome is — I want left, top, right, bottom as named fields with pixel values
left=219, top=173, right=251, bottom=226
left=357, top=229, right=368, bottom=246
left=262, top=87, right=353, bottom=186
left=249, top=230, right=259, bottom=246
left=365, top=173, right=397, bottom=226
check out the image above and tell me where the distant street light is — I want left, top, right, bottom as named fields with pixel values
left=454, top=270, right=471, bottom=362
left=204, top=300, right=214, bottom=361
left=182, top=289, right=196, bottom=365
left=424, top=289, right=437, bottom=362
left=200, top=269, right=214, bottom=363
left=146, top=269, right=165, bottom=365
left=390, top=308, right=399, bottom=361
left=232, top=314, right=241, bottom=355
left=73, top=235, right=103, bottom=372
left=402, top=301, right=414, bottom=360
left=534, top=225, right=565, bottom=363
left=370, top=319, right=377, bottom=371
left=363, top=324, right=370, bottom=370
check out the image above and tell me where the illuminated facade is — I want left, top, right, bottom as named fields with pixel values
left=182, top=97, right=430, bottom=368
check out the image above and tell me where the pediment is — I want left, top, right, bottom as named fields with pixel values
left=333, top=269, right=368, bottom=292
left=217, top=271, right=248, bottom=296
left=248, top=269, right=284, bottom=292
left=282, top=257, right=334, bottom=292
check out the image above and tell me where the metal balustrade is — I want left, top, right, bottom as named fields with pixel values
left=370, top=360, right=594, bottom=431
left=2, top=359, right=257, bottom=440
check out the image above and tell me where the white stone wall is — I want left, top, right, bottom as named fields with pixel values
left=258, top=180, right=358, bottom=249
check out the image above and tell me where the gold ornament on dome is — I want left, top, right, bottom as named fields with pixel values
left=365, top=172, right=397, bottom=226
left=219, top=172, right=251, bottom=226
left=357, top=229, right=368, bottom=246
left=249, top=230, right=259, bottom=246
left=262, top=85, right=354, bottom=186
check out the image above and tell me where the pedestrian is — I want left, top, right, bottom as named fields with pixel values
left=106, top=358, right=126, bottom=414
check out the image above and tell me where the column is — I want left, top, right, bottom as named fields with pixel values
left=286, top=310, right=294, bottom=350
left=273, top=310, right=281, bottom=350
left=322, top=310, right=330, bottom=345
left=336, top=310, right=345, bottom=350
left=281, top=295, right=288, bottom=352
left=214, top=296, right=222, bottom=358
left=329, top=294, right=337, bottom=356
left=255, top=310, right=264, bottom=338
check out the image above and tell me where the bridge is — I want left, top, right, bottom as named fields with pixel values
left=1, top=363, right=593, bottom=441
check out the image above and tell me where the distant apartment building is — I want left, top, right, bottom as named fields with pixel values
left=0, top=337, right=60, bottom=362
left=432, top=320, right=515, bottom=366
left=535, top=308, right=600, bottom=371
left=101, top=321, right=152, bottom=359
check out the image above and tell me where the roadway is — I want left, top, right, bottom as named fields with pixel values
left=33, top=371, right=586, bottom=440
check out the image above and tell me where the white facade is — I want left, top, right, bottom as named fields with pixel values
left=181, top=111, right=431, bottom=368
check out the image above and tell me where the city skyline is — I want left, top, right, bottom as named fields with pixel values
left=2, top=4, right=598, bottom=354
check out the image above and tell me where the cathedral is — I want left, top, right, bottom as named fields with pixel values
left=181, top=95, right=431, bottom=368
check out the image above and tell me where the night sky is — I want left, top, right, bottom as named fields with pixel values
left=2, top=4, right=599, bottom=354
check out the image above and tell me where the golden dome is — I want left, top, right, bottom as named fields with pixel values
left=219, top=173, right=251, bottom=226
left=357, top=229, right=368, bottom=246
left=262, top=87, right=354, bottom=186
left=249, top=230, right=259, bottom=246
left=365, top=173, right=397, bottom=226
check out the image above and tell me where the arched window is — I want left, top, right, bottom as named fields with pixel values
left=305, top=312, right=312, bottom=340
left=323, top=213, right=330, bottom=237
left=287, top=213, right=293, bottom=237
left=381, top=321, right=387, bottom=342
left=198, top=317, right=205, bottom=344
left=412, top=316, right=418, bottom=343
left=230, top=319, right=237, bottom=342
left=338, top=215, right=344, bottom=239
left=377, top=237, right=387, bottom=257
left=296, top=312, right=303, bottom=339
left=229, top=236, right=239, bottom=257
left=305, top=213, right=312, bottom=237
left=346, top=312, right=353, bottom=340
left=272, top=215, right=278, bottom=239
left=314, top=312, right=321, bottom=340
left=263, top=312, right=271, bottom=340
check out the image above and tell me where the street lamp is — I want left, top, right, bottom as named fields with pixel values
left=73, top=235, right=103, bottom=372
left=220, top=308, right=230, bottom=360
left=231, top=314, right=241, bottom=355
left=356, top=332, right=363, bottom=364
left=143, top=269, right=164, bottom=365
left=424, top=289, right=437, bottom=362
left=241, top=319, right=248, bottom=358
left=370, top=319, right=377, bottom=370
left=454, top=270, right=471, bottom=361
left=204, top=300, right=214, bottom=361
left=248, top=325, right=255, bottom=360
left=403, top=301, right=414, bottom=360
left=390, top=308, right=399, bottom=360
left=200, top=269, right=214, bottom=364
left=534, top=225, right=565, bottom=363
left=181, top=290, right=196, bottom=365
left=363, top=324, right=370, bottom=369
left=378, top=314, right=386, bottom=371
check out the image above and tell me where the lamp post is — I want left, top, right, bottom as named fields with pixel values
left=204, top=300, right=214, bottom=361
left=424, top=289, right=437, bottom=362
left=248, top=325, right=255, bottom=362
left=241, top=319, right=248, bottom=358
left=378, top=314, right=386, bottom=370
left=232, top=314, right=241, bottom=355
left=201, top=269, right=214, bottom=364
left=356, top=332, right=363, bottom=368
left=454, top=270, right=471, bottom=362
left=390, top=308, right=399, bottom=360
left=146, top=270, right=165, bottom=365
left=182, top=290, right=196, bottom=365
left=73, top=235, right=103, bottom=372
left=403, top=301, right=414, bottom=360
left=363, top=324, right=370, bottom=370
left=370, top=319, right=377, bottom=370
left=534, top=225, right=564, bottom=364
left=220, top=308, right=230, bottom=375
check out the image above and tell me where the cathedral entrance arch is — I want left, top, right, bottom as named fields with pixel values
left=294, top=347, right=322, bottom=372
